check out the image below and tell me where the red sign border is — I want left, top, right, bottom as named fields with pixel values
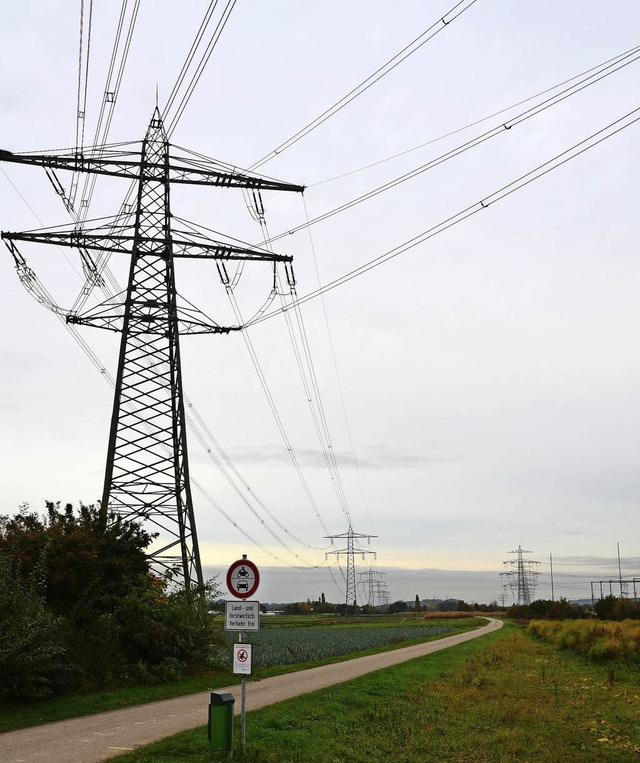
left=226, top=558, right=260, bottom=599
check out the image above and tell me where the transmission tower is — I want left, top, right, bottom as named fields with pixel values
left=500, top=545, right=541, bottom=605
left=1, top=109, right=303, bottom=589
left=358, top=567, right=387, bottom=608
left=325, top=525, right=377, bottom=614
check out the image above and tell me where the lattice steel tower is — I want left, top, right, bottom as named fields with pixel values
left=1, top=109, right=303, bottom=589
left=325, top=525, right=377, bottom=614
left=500, top=545, right=541, bottom=605
left=358, top=567, right=388, bottom=608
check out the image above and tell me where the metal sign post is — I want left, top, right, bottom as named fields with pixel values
left=225, top=556, right=260, bottom=755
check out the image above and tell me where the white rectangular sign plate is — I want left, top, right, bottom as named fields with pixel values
left=233, top=642, right=253, bottom=675
left=225, top=599, right=260, bottom=631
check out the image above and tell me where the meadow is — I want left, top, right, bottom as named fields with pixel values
left=529, top=618, right=640, bottom=663
left=113, top=621, right=640, bottom=763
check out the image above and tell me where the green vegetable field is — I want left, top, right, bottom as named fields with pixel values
left=234, top=624, right=455, bottom=666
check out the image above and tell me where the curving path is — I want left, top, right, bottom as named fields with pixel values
left=0, top=617, right=502, bottom=762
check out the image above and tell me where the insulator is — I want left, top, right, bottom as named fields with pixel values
left=216, top=261, right=230, bottom=285
left=285, top=262, right=296, bottom=287
left=251, top=189, right=265, bottom=219
left=45, top=167, right=65, bottom=197
left=3, top=238, right=27, bottom=267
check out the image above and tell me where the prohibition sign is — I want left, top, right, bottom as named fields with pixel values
left=226, top=556, right=260, bottom=599
left=233, top=642, right=253, bottom=675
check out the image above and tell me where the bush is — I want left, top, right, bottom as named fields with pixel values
left=594, top=595, right=640, bottom=621
left=0, top=502, right=226, bottom=695
left=0, top=554, right=68, bottom=698
left=529, top=618, right=640, bottom=664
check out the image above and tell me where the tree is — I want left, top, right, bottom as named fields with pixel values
left=0, top=502, right=225, bottom=693
left=414, top=595, right=421, bottom=612
left=0, top=501, right=154, bottom=618
left=594, top=595, right=638, bottom=621
left=387, top=600, right=408, bottom=614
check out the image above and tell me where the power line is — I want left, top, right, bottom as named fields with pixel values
left=309, top=42, right=640, bottom=187
left=263, top=44, right=640, bottom=248
left=242, top=197, right=354, bottom=528
left=248, top=105, right=640, bottom=325
left=249, top=0, right=478, bottom=171
left=303, top=195, right=374, bottom=530
left=165, top=0, right=237, bottom=137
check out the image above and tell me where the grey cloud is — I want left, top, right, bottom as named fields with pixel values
left=215, top=443, right=463, bottom=469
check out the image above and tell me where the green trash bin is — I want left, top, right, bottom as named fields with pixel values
left=208, top=690, right=235, bottom=751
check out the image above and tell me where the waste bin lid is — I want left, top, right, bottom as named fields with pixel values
left=210, top=690, right=235, bottom=705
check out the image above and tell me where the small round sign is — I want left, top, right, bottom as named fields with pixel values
left=226, top=556, right=260, bottom=599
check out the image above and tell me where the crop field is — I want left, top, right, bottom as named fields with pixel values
left=234, top=623, right=456, bottom=667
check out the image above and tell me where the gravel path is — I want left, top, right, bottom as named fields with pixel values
left=0, top=618, right=503, bottom=762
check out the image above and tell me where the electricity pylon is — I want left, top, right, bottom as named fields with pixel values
left=1, top=109, right=303, bottom=589
left=500, top=545, right=541, bottom=605
left=325, top=525, right=377, bottom=614
left=358, top=567, right=387, bottom=607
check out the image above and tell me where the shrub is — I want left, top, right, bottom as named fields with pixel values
left=0, top=554, right=68, bottom=698
left=529, top=618, right=640, bottom=664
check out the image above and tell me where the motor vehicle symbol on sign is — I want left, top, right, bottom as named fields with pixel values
left=226, top=556, right=260, bottom=599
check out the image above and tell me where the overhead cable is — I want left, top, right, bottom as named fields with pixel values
left=247, top=106, right=640, bottom=325
left=70, top=0, right=94, bottom=209
left=242, top=195, right=354, bottom=528
left=165, top=0, right=237, bottom=137
left=249, top=0, right=478, bottom=170
left=310, top=42, right=640, bottom=187
left=302, top=196, right=374, bottom=530
left=262, top=45, right=640, bottom=247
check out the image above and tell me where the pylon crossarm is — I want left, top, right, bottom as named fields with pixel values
left=67, top=310, right=239, bottom=335
left=1, top=230, right=293, bottom=263
left=0, top=147, right=304, bottom=192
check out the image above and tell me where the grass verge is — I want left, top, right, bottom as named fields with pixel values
left=113, top=622, right=640, bottom=763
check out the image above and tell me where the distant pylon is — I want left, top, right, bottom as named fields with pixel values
left=500, top=545, right=541, bottom=605
left=358, top=567, right=387, bottom=607
left=0, top=109, right=304, bottom=590
left=325, top=525, right=377, bottom=614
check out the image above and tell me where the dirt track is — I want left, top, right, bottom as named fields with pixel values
left=0, top=617, right=502, bottom=762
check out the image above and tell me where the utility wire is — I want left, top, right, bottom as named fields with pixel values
left=225, top=288, right=331, bottom=536
left=241, top=194, right=354, bottom=528
left=2, top=197, right=321, bottom=570
left=76, top=0, right=141, bottom=221
left=162, top=0, right=221, bottom=118
left=262, top=45, right=640, bottom=248
left=309, top=42, right=640, bottom=187
left=175, top=43, right=640, bottom=262
left=249, top=0, right=478, bottom=170
left=70, top=0, right=94, bottom=209
left=248, top=106, right=640, bottom=325
left=302, top=195, right=374, bottom=530
left=165, top=0, right=237, bottom=137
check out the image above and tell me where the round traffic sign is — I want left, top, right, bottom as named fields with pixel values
left=226, top=557, right=260, bottom=599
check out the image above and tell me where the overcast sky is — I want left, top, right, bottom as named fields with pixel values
left=1, top=1, right=639, bottom=605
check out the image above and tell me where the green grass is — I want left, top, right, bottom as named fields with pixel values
left=0, top=616, right=483, bottom=733
left=112, top=622, right=640, bottom=763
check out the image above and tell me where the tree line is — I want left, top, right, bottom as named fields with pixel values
left=0, top=502, right=224, bottom=700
